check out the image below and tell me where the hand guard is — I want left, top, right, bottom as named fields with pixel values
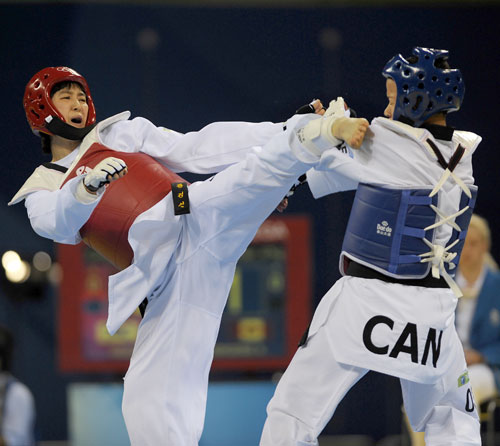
left=325, top=97, right=357, bottom=118
left=295, top=100, right=317, bottom=115
left=324, top=97, right=347, bottom=119
left=296, top=114, right=343, bottom=155
left=83, top=157, right=127, bottom=193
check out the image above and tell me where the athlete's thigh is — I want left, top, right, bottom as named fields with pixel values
left=400, top=339, right=477, bottom=431
left=269, top=324, right=369, bottom=432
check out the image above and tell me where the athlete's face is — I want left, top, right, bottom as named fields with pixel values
left=384, top=79, right=397, bottom=120
left=51, top=83, right=89, bottom=129
left=460, top=226, right=488, bottom=270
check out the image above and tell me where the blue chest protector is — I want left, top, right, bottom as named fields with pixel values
left=341, top=183, right=477, bottom=279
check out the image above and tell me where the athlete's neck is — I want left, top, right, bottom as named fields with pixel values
left=50, top=135, right=81, bottom=161
left=424, top=114, right=447, bottom=126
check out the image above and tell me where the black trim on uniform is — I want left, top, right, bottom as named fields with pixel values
left=447, top=144, right=466, bottom=171
left=345, top=259, right=448, bottom=288
left=398, top=116, right=416, bottom=127
left=426, top=139, right=465, bottom=172
left=298, top=323, right=311, bottom=347
left=139, top=298, right=148, bottom=318
left=421, top=122, right=454, bottom=141
left=426, top=140, right=448, bottom=169
left=397, top=116, right=455, bottom=141
left=42, top=162, right=68, bottom=173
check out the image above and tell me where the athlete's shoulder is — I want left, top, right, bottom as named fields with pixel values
left=371, top=117, right=430, bottom=142
left=96, top=111, right=132, bottom=132
left=8, top=164, right=64, bottom=205
left=453, top=129, right=482, bottom=153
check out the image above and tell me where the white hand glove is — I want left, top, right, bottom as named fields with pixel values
left=296, top=96, right=369, bottom=155
left=296, top=114, right=343, bottom=156
left=83, top=157, right=127, bottom=193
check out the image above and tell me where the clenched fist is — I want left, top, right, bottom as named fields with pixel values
left=83, top=157, right=128, bottom=193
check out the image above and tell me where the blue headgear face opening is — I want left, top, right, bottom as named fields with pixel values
left=382, top=47, right=465, bottom=127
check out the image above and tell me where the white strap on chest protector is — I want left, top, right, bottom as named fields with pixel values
left=418, top=140, right=471, bottom=297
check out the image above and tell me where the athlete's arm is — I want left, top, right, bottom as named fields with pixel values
left=24, top=176, right=103, bottom=244
left=188, top=114, right=325, bottom=263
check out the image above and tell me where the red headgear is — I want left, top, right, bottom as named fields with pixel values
left=23, top=67, right=97, bottom=137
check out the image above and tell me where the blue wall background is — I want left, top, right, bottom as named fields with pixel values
left=1, top=2, right=499, bottom=442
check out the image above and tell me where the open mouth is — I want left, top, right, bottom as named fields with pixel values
left=71, top=117, right=83, bottom=124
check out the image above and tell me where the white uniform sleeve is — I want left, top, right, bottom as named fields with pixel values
left=99, top=117, right=283, bottom=174
left=2, top=382, right=36, bottom=446
left=305, top=141, right=376, bottom=198
left=307, top=168, right=360, bottom=198
left=24, top=176, right=102, bottom=244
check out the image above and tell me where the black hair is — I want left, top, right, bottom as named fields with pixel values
left=50, top=81, right=85, bottom=98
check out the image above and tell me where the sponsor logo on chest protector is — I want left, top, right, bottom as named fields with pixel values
left=363, top=315, right=443, bottom=367
left=376, top=220, right=392, bottom=237
left=76, top=165, right=93, bottom=176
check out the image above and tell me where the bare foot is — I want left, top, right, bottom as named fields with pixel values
left=331, top=117, right=370, bottom=149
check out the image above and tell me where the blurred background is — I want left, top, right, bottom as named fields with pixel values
left=1, top=0, right=500, bottom=445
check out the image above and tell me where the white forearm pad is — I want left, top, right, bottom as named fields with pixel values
left=74, top=178, right=104, bottom=204
left=295, top=116, right=343, bottom=156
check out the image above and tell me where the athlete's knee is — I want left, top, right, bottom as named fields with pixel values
left=261, top=410, right=319, bottom=446
left=424, top=406, right=481, bottom=446
left=121, top=383, right=137, bottom=427
left=122, top=373, right=149, bottom=424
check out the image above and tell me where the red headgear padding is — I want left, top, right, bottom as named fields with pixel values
left=23, top=67, right=96, bottom=136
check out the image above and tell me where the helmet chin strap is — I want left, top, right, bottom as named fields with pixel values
left=45, top=115, right=97, bottom=141
left=397, top=115, right=416, bottom=127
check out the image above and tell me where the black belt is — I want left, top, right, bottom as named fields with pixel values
left=345, top=260, right=449, bottom=288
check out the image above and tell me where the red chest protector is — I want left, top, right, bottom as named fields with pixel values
left=62, top=143, right=186, bottom=271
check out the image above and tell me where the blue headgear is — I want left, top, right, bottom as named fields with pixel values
left=382, top=47, right=465, bottom=127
